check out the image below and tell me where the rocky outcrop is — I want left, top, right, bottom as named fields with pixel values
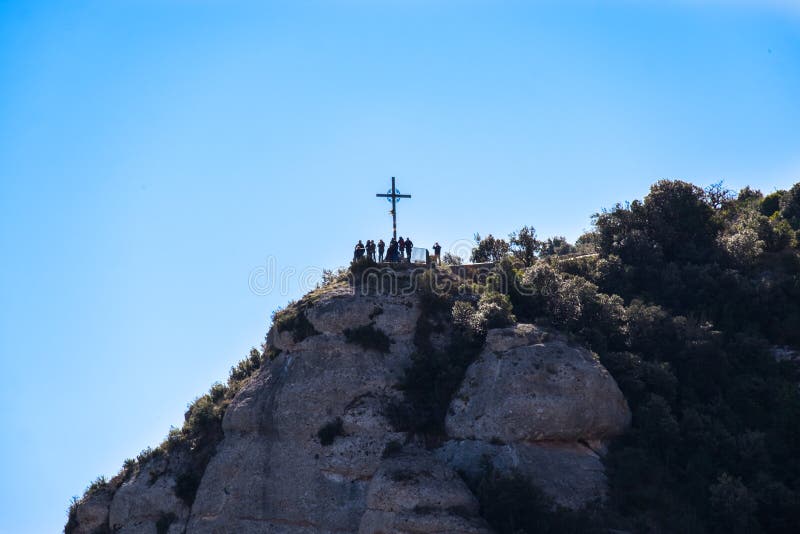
left=70, top=487, right=114, bottom=534
left=358, top=448, right=490, bottom=534
left=68, top=283, right=631, bottom=532
left=441, top=323, right=630, bottom=507
left=446, top=323, right=629, bottom=443
left=107, top=451, right=191, bottom=534
left=186, top=289, right=419, bottom=533
left=436, top=440, right=608, bottom=510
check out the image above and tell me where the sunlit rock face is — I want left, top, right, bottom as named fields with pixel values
left=447, top=324, right=631, bottom=443
left=68, top=284, right=630, bottom=533
left=441, top=323, right=631, bottom=508
left=358, top=448, right=491, bottom=534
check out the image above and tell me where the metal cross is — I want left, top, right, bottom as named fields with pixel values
left=375, top=176, right=411, bottom=240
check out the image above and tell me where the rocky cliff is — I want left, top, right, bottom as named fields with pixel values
left=67, top=271, right=630, bottom=534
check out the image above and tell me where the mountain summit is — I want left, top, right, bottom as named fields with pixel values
left=67, top=267, right=630, bottom=534
left=67, top=180, right=800, bottom=533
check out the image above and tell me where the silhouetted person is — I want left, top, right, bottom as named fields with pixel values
left=433, top=242, right=442, bottom=264
left=366, top=240, right=376, bottom=261
left=377, top=239, right=385, bottom=262
left=405, top=237, right=413, bottom=262
left=398, top=237, right=405, bottom=259
left=354, top=240, right=365, bottom=260
left=389, top=238, right=398, bottom=262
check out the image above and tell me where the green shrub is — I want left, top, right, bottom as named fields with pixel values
left=779, top=183, right=800, bottom=229
left=184, top=394, right=224, bottom=437
left=761, top=190, right=784, bottom=217
left=765, top=215, right=795, bottom=251
left=264, top=346, right=282, bottom=361
left=521, top=262, right=559, bottom=308
left=509, top=225, right=540, bottom=266
left=119, top=458, right=136, bottom=482
left=416, top=269, right=452, bottom=315
left=229, top=348, right=262, bottom=382
left=381, top=440, right=404, bottom=458
left=442, top=252, right=462, bottom=265
left=273, top=306, right=319, bottom=343
left=136, top=446, right=164, bottom=466
left=391, top=297, right=486, bottom=436
left=86, top=475, right=109, bottom=495
left=349, top=256, right=378, bottom=278
left=158, top=346, right=267, bottom=508
left=464, top=462, right=600, bottom=534
left=471, top=233, right=510, bottom=263
left=64, top=497, right=79, bottom=534
left=738, top=186, right=763, bottom=203
left=451, top=301, right=480, bottom=332
left=319, top=267, right=349, bottom=287
left=709, top=474, right=759, bottom=534
left=476, top=292, right=515, bottom=329
left=482, top=181, right=800, bottom=532
left=317, top=417, right=345, bottom=446
left=343, top=323, right=392, bottom=353
left=155, top=512, right=177, bottom=534
left=539, top=235, right=577, bottom=257
left=174, top=472, right=202, bottom=506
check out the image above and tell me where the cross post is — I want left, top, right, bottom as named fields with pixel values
left=375, top=176, right=411, bottom=240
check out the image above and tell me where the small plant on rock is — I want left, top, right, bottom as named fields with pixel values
left=273, top=306, right=320, bottom=343
left=317, top=417, right=345, bottom=446
left=343, top=323, right=392, bottom=353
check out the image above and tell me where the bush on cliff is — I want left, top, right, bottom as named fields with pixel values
left=273, top=305, right=319, bottom=343
left=390, top=295, right=486, bottom=438
left=464, top=462, right=600, bottom=534
left=471, top=180, right=800, bottom=533
left=343, top=323, right=392, bottom=353
left=69, top=178, right=800, bottom=534
left=317, top=417, right=345, bottom=446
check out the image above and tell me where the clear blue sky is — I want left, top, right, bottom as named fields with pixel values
left=0, top=1, right=798, bottom=532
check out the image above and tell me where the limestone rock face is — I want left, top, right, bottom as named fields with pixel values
left=108, top=466, right=189, bottom=534
left=68, top=285, right=632, bottom=532
left=436, top=440, right=608, bottom=510
left=442, top=324, right=630, bottom=507
left=446, top=324, right=631, bottom=443
left=358, top=448, right=490, bottom=534
left=305, top=286, right=419, bottom=340
left=187, top=290, right=419, bottom=533
left=70, top=488, right=113, bottom=534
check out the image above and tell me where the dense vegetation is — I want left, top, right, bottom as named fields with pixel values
left=463, top=461, right=601, bottom=534
left=68, top=179, right=800, bottom=534
left=388, top=270, right=515, bottom=439
left=470, top=180, right=800, bottom=533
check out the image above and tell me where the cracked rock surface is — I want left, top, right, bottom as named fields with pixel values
left=442, top=324, right=630, bottom=508
left=68, top=286, right=630, bottom=533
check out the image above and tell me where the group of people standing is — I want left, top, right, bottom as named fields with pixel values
left=353, top=236, right=415, bottom=263
left=353, top=238, right=444, bottom=264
